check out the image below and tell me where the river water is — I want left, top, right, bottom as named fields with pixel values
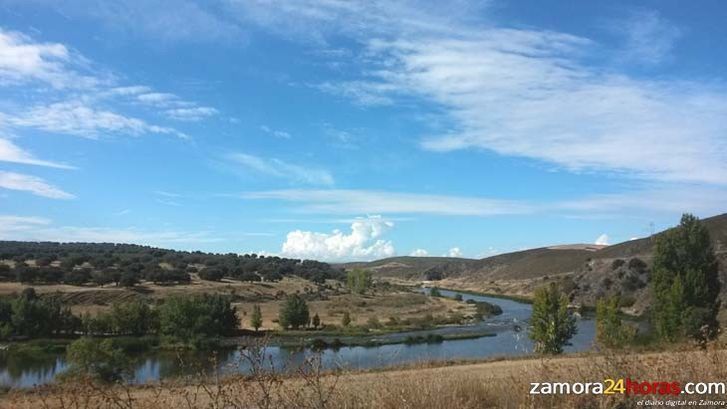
left=0, top=289, right=595, bottom=388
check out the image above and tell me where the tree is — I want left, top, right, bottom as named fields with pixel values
left=278, top=294, right=309, bottom=330
left=529, top=283, right=577, bottom=354
left=199, top=268, right=225, bottom=282
left=159, top=295, right=238, bottom=344
left=341, top=311, right=351, bottom=327
left=595, top=297, right=634, bottom=349
left=346, top=269, right=372, bottom=294
left=652, top=214, right=720, bottom=342
left=66, top=337, right=129, bottom=383
left=429, top=287, right=442, bottom=297
left=109, top=301, right=156, bottom=336
left=312, top=313, right=321, bottom=329
left=251, top=305, right=263, bottom=332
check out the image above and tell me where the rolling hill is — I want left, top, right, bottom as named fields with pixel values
left=341, top=213, right=727, bottom=314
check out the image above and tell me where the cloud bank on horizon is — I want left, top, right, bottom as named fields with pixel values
left=0, top=0, right=726, bottom=260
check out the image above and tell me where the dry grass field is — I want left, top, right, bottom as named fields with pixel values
left=0, top=276, right=472, bottom=331
left=5, top=346, right=727, bottom=408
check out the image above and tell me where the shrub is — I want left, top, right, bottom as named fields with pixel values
left=611, top=259, right=625, bottom=270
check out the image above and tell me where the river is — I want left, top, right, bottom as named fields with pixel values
left=0, top=289, right=595, bottom=388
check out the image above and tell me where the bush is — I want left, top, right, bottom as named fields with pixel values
left=628, top=257, right=647, bottom=273
left=611, top=259, right=625, bottom=270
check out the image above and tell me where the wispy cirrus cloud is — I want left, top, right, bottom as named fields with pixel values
left=235, top=1, right=727, bottom=187
left=0, top=171, right=75, bottom=199
left=0, top=28, right=100, bottom=88
left=242, top=186, right=727, bottom=219
left=0, top=138, right=75, bottom=169
left=227, top=153, right=334, bottom=186
left=0, top=26, right=216, bottom=141
left=8, top=100, right=189, bottom=139
left=259, top=125, right=291, bottom=139
left=607, top=9, right=682, bottom=66
left=242, top=189, right=531, bottom=216
left=0, top=214, right=224, bottom=245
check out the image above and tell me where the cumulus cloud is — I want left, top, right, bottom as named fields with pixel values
left=280, top=215, right=395, bottom=261
left=0, top=171, right=75, bottom=199
left=595, top=234, right=609, bottom=246
left=227, top=153, right=334, bottom=186
left=0, top=138, right=74, bottom=169
left=409, top=248, right=429, bottom=257
left=445, top=247, right=463, bottom=257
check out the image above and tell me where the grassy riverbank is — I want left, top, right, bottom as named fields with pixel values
left=5, top=346, right=727, bottom=408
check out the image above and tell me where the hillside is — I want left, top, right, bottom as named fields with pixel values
left=345, top=213, right=727, bottom=314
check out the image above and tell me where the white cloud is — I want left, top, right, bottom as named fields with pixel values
left=0, top=138, right=74, bottom=169
left=14, top=0, right=244, bottom=43
left=595, top=234, right=609, bottom=246
left=0, top=171, right=74, bottom=199
left=237, top=2, right=727, bottom=186
left=445, top=247, right=463, bottom=257
left=0, top=215, right=51, bottom=236
left=609, top=9, right=682, bottom=66
left=0, top=28, right=98, bottom=88
left=227, top=153, right=334, bottom=186
left=242, top=189, right=532, bottom=216
left=242, top=186, right=727, bottom=220
left=109, top=85, right=152, bottom=96
left=409, top=248, right=429, bottom=257
left=0, top=214, right=223, bottom=245
left=260, top=125, right=291, bottom=139
left=280, top=215, right=395, bottom=261
left=9, top=100, right=188, bottom=139
left=165, top=107, right=218, bottom=121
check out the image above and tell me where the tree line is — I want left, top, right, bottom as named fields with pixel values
left=0, top=290, right=239, bottom=347
left=0, top=241, right=344, bottom=286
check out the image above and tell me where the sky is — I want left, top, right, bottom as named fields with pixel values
left=0, top=0, right=726, bottom=261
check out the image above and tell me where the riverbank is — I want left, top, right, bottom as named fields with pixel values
left=5, top=346, right=726, bottom=408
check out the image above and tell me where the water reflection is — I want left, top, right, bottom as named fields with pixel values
left=0, top=289, right=595, bottom=387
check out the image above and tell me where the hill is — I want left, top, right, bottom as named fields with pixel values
left=343, top=213, right=727, bottom=314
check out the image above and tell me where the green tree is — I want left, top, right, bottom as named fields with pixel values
left=341, top=311, right=351, bottom=327
left=595, top=297, right=634, bottom=349
left=312, top=313, right=321, bottom=329
left=652, top=214, right=720, bottom=342
left=529, top=283, right=577, bottom=354
left=158, top=294, right=238, bottom=344
left=429, top=287, right=442, bottom=297
left=109, top=300, right=156, bottom=336
left=65, top=337, right=129, bottom=383
left=251, top=305, right=263, bottom=332
left=346, top=269, right=373, bottom=294
left=278, top=294, right=310, bottom=330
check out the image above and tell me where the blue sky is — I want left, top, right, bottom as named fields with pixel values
left=0, top=0, right=726, bottom=261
